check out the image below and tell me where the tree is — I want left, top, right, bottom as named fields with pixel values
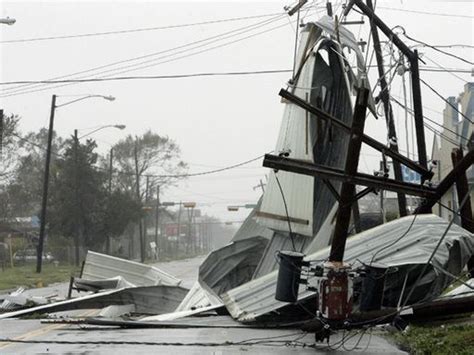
left=49, top=137, right=105, bottom=265
left=1, top=128, right=63, bottom=220
left=111, top=130, right=188, bottom=261
left=0, top=113, right=20, bottom=184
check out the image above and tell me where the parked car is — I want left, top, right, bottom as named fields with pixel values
left=13, top=249, right=54, bottom=263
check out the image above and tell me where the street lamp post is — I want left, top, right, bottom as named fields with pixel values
left=36, top=94, right=116, bottom=273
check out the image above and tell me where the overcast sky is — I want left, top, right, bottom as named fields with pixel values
left=1, top=0, right=473, bottom=222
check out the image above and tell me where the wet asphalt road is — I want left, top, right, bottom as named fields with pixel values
left=0, top=256, right=405, bottom=354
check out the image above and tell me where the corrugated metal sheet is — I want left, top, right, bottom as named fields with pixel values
left=199, top=237, right=269, bottom=296
left=0, top=285, right=188, bottom=319
left=81, top=251, right=181, bottom=287
left=232, top=198, right=273, bottom=242
left=175, top=281, right=222, bottom=312
left=257, top=25, right=319, bottom=237
left=222, top=214, right=474, bottom=322
left=141, top=304, right=222, bottom=321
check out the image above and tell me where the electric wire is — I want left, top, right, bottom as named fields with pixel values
left=369, top=212, right=419, bottom=265
left=0, top=70, right=294, bottom=85
left=274, top=172, right=297, bottom=251
left=390, top=96, right=469, bottom=143
left=9, top=131, right=271, bottom=179
left=0, top=12, right=290, bottom=44
left=422, top=55, right=469, bottom=84
left=402, top=32, right=474, bottom=66
left=419, top=77, right=474, bottom=124
left=378, top=6, right=474, bottom=19
left=0, top=12, right=291, bottom=97
left=401, top=187, right=473, bottom=308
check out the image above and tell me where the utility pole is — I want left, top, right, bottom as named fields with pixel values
left=176, top=201, right=182, bottom=258
left=134, top=141, right=145, bottom=262
left=144, top=175, right=150, bottom=260
left=73, top=129, right=80, bottom=266
left=154, top=185, right=160, bottom=260
left=0, top=109, right=3, bottom=159
left=366, top=0, right=407, bottom=217
left=106, top=147, right=113, bottom=254
left=37, top=95, right=56, bottom=273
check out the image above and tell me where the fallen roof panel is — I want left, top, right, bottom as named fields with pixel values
left=222, top=214, right=474, bottom=322
left=0, top=285, right=189, bottom=319
left=81, top=251, right=181, bottom=287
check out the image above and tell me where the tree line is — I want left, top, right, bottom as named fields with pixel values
left=0, top=112, right=188, bottom=265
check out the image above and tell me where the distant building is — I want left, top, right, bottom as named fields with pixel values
left=431, top=82, right=474, bottom=222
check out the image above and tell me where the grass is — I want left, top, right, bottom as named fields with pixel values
left=0, top=263, right=80, bottom=291
left=392, top=324, right=474, bottom=355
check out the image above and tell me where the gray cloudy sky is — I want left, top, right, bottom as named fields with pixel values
left=1, top=0, right=473, bottom=221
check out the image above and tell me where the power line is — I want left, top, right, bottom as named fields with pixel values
left=0, top=12, right=287, bottom=44
left=419, top=67, right=472, bottom=74
left=403, top=32, right=474, bottom=66
left=0, top=70, right=293, bottom=85
left=390, top=96, right=469, bottom=143
left=378, top=6, right=474, bottom=19
left=423, top=55, right=469, bottom=84
left=1, top=13, right=296, bottom=98
left=420, top=77, right=474, bottom=124
left=0, top=13, right=288, bottom=96
left=9, top=131, right=270, bottom=179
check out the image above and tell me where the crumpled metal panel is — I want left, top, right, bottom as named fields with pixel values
left=199, top=237, right=269, bottom=297
left=222, top=215, right=474, bottom=322
left=81, top=251, right=181, bottom=287
left=175, top=281, right=223, bottom=312
left=257, top=25, right=319, bottom=237
left=232, top=198, right=273, bottom=242
left=0, top=285, right=189, bottom=319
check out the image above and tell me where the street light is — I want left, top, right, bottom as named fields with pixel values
left=77, top=124, right=125, bottom=140
left=0, top=17, right=16, bottom=25
left=36, top=94, right=115, bottom=273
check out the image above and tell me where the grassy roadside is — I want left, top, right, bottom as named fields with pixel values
left=0, top=263, right=80, bottom=291
left=392, top=323, right=474, bottom=354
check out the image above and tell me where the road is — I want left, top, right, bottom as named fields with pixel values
left=0, top=256, right=405, bottom=354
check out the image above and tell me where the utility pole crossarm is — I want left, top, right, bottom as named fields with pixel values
left=262, top=154, right=436, bottom=199
left=279, top=89, right=433, bottom=180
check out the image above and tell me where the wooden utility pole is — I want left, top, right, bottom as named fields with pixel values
left=134, top=141, right=145, bottom=262
left=73, top=129, right=81, bottom=266
left=106, top=147, right=113, bottom=254
left=329, top=88, right=369, bottom=262
left=451, top=148, right=473, bottom=232
left=0, top=109, right=3, bottom=158
left=37, top=95, right=56, bottom=273
left=154, top=185, right=160, bottom=260
left=367, top=0, right=407, bottom=217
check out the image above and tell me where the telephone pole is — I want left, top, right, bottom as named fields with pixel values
left=37, top=95, right=56, bottom=273
left=154, top=185, right=160, bottom=260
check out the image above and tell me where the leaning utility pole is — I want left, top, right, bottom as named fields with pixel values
left=37, top=95, right=56, bottom=273
left=366, top=0, right=407, bottom=217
